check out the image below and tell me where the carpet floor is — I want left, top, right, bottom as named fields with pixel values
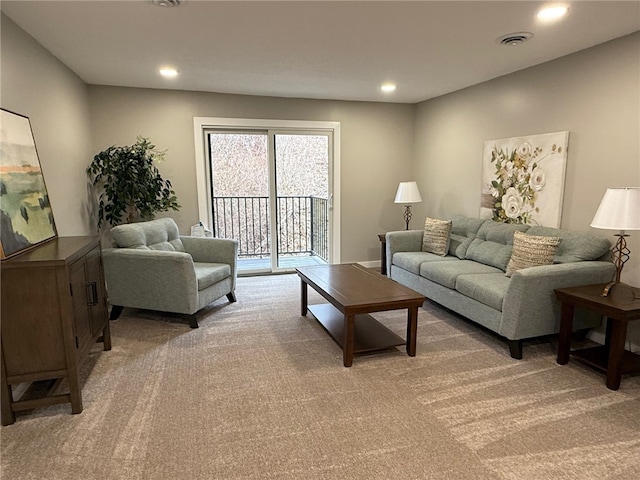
left=1, top=273, right=639, bottom=479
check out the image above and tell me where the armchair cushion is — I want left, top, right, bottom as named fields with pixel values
left=194, top=263, right=232, bottom=290
left=110, top=218, right=185, bottom=252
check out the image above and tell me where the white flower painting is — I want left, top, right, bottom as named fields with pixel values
left=480, top=131, right=569, bottom=227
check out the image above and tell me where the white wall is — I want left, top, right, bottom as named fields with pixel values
left=413, top=32, right=640, bottom=347
left=0, top=14, right=94, bottom=235
left=87, top=86, right=415, bottom=263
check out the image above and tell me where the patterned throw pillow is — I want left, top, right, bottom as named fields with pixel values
left=505, top=230, right=562, bottom=277
left=422, top=217, right=452, bottom=256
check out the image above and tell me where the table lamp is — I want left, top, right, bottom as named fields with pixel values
left=590, top=187, right=640, bottom=296
left=394, top=181, right=422, bottom=230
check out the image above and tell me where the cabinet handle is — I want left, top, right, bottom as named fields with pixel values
left=85, top=282, right=98, bottom=306
left=91, top=282, right=99, bottom=306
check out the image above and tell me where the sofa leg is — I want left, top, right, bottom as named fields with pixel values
left=109, top=305, right=124, bottom=320
left=508, top=340, right=523, bottom=359
left=187, top=314, right=199, bottom=329
left=226, top=292, right=237, bottom=303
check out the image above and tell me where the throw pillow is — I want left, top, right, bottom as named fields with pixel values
left=505, top=230, right=562, bottom=277
left=422, top=217, right=452, bottom=256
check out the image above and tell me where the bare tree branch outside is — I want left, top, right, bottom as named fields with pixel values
left=209, top=133, right=329, bottom=263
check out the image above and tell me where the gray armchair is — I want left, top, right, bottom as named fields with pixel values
left=102, top=218, right=238, bottom=328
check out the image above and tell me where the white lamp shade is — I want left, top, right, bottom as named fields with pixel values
left=590, top=187, right=640, bottom=231
left=394, top=181, right=422, bottom=204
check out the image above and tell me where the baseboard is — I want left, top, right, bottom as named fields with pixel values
left=357, top=260, right=381, bottom=269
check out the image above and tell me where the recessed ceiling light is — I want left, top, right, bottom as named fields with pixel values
left=381, top=83, right=396, bottom=93
left=537, top=6, right=568, bottom=21
left=159, top=67, right=178, bottom=78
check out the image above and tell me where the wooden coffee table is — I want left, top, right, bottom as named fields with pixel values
left=297, top=263, right=426, bottom=367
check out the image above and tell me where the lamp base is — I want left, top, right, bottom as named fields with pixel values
left=601, top=280, right=618, bottom=297
left=403, top=205, right=413, bottom=230
left=602, top=233, right=632, bottom=297
left=600, top=281, right=640, bottom=299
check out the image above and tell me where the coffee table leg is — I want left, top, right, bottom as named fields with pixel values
left=343, top=314, right=354, bottom=367
left=300, top=278, right=308, bottom=316
left=406, top=307, right=418, bottom=356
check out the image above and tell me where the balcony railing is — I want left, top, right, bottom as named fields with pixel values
left=211, top=196, right=329, bottom=262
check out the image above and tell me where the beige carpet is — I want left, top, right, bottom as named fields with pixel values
left=2, top=273, right=639, bottom=479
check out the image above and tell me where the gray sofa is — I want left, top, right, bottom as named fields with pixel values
left=386, top=215, right=615, bottom=358
left=102, top=218, right=238, bottom=328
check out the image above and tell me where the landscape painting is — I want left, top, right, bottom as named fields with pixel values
left=0, top=109, right=57, bottom=259
left=480, top=131, right=569, bottom=228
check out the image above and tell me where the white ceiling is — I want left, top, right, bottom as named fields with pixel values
left=2, top=1, right=639, bottom=104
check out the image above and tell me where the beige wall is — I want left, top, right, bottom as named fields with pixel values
left=414, top=32, right=640, bottom=284
left=88, top=86, right=415, bottom=262
left=3, top=12, right=639, bottom=280
left=413, top=32, right=640, bottom=346
left=0, top=14, right=93, bottom=235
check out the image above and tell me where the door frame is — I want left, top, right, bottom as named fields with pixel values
left=193, top=117, right=341, bottom=266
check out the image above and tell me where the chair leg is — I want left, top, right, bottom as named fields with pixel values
left=508, top=340, right=523, bottom=359
left=186, top=314, right=199, bottom=329
left=226, top=292, right=237, bottom=303
left=109, top=305, right=124, bottom=320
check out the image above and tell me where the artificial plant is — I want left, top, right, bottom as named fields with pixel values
left=87, top=136, right=180, bottom=228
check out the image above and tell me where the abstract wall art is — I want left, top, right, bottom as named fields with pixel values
left=0, top=109, right=57, bottom=259
left=480, top=131, right=569, bottom=228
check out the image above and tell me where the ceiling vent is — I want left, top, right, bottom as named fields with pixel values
left=496, top=32, right=534, bottom=46
left=150, top=0, right=183, bottom=7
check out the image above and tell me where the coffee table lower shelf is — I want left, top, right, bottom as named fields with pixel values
left=308, top=303, right=405, bottom=354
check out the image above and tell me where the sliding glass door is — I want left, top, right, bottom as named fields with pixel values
left=207, top=130, right=332, bottom=273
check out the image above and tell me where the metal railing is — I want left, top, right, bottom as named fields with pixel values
left=211, top=196, right=329, bottom=262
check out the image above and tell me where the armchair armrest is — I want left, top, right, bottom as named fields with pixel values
left=180, top=236, right=238, bottom=264
left=102, top=248, right=198, bottom=314
left=385, top=230, right=423, bottom=274
left=500, top=261, right=615, bottom=340
left=180, top=236, right=238, bottom=289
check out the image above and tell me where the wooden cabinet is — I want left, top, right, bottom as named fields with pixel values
left=1, top=236, right=111, bottom=425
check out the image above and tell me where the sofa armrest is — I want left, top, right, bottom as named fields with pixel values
left=102, top=248, right=198, bottom=314
left=499, top=261, right=615, bottom=340
left=385, top=230, right=423, bottom=274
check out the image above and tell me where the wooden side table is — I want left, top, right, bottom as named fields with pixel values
left=377, top=233, right=387, bottom=275
left=555, top=283, right=640, bottom=390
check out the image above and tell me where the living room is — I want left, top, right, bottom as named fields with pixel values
left=1, top=1, right=639, bottom=478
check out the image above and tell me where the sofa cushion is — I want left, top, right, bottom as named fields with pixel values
left=393, top=251, right=458, bottom=275
left=455, top=273, right=510, bottom=312
left=194, top=263, right=231, bottom=290
left=111, top=218, right=185, bottom=252
left=526, top=226, right=611, bottom=263
left=448, top=216, right=486, bottom=259
left=465, top=221, right=530, bottom=271
left=505, top=230, right=562, bottom=277
left=420, top=260, right=502, bottom=289
left=422, top=217, right=452, bottom=256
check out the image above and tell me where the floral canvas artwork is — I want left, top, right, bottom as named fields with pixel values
left=480, top=131, right=569, bottom=227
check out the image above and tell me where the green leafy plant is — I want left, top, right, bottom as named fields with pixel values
left=87, top=136, right=180, bottom=228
